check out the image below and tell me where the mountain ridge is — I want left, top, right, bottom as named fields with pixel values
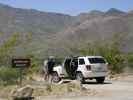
left=0, top=3, right=133, bottom=57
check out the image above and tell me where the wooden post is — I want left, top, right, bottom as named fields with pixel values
left=19, top=68, right=23, bottom=87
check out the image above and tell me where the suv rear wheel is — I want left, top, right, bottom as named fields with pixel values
left=96, top=77, right=105, bottom=84
left=76, top=72, right=85, bottom=83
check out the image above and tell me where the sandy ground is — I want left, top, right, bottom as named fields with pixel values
left=37, top=75, right=133, bottom=100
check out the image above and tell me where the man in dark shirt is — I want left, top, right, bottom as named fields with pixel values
left=47, top=57, right=55, bottom=74
left=46, top=56, right=55, bottom=82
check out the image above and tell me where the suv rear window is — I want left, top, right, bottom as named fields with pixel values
left=88, top=58, right=106, bottom=64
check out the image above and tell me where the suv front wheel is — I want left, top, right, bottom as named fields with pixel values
left=76, top=72, right=85, bottom=83
left=51, top=72, right=61, bottom=83
left=96, top=77, right=105, bottom=84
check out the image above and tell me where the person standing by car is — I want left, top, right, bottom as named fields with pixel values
left=43, top=56, right=55, bottom=82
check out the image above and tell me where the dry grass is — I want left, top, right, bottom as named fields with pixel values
left=33, top=81, right=96, bottom=97
left=0, top=80, right=97, bottom=99
left=0, top=85, right=18, bottom=100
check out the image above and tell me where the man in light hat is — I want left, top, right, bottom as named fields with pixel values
left=43, top=59, right=48, bottom=80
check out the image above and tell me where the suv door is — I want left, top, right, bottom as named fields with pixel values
left=70, top=58, right=78, bottom=77
left=78, top=58, right=86, bottom=72
left=63, top=58, right=72, bottom=77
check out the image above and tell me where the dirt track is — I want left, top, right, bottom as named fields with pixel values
left=37, top=75, right=133, bottom=100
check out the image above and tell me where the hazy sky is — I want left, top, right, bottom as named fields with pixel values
left=0, top=0, right=132, bottom=15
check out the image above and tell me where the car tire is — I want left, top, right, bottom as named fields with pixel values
left=51, top=72, right=61, bottom=83
left=96, top=77, right=105, bottom=84
left=76, top=72, right=85, bottom=84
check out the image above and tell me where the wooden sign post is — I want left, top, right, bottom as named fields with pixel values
left=12, top=59, right=31, bottom=86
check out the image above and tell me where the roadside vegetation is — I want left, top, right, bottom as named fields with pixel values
left=0, top=32, right=133, bottom=100
left=0, top=32, right=133, bottom=85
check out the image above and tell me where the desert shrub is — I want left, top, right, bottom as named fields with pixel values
left=0, top=67, right=19, bottom=85
left=25, top=54, right=41, bottom=74
left=127, top=54, right=133, bottom=69
left=0, top=32, right=20, bottom=66
left=100, top=47, right=125, bottom=74
left=107, top=55, right=125, bottom=74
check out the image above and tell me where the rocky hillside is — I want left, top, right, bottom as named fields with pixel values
left=53, top=8, right=133, bottom=55
left=0, top=3, right=73, bottom=41
left=0, top=3, right=133, bottom=57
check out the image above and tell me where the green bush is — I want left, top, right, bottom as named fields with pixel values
left=127, top=54, right=133, bottom=69
left=107, top=55, right=125, bottom=74
left=0, top=32, right=21, bottom=66
left=25, top=54, right=41, bottom=74
left=0, top=67, right=20, bottom=85
left=102, top=48, right=125, bottom=74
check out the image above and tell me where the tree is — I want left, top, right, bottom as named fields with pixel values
left=0, top=32, right=21, bottom=66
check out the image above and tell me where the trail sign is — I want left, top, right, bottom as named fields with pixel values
left=12, top=59, right=31, bottom=68
left=12, top=58, right=31, bottom=86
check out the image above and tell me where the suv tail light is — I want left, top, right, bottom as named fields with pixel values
left=86, top=65, right=91, bottom=70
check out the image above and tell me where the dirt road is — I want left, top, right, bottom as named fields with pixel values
left=37, top=75, right=133, bottom=100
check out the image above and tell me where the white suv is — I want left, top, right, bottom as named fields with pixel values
left=52, top=56, right=108, bottom=83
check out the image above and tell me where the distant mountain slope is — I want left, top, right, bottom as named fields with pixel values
left=0, top=3, right=133, bottom=57
left=53, top=9, right=133, bottom=54
left=0, top=3, right=73, bottom=39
